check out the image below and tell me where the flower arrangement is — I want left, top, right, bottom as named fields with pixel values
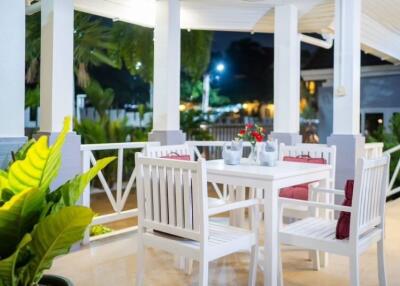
left=236, top=124, right=265, bottom=145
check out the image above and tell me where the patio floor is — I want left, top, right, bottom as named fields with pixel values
left=47, top=198, right=400, bottom=286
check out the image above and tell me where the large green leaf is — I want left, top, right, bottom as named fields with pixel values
left=47, top=157, right=115, bottom=212
left=7, top=139, right=36, bottom=170
left=21, top=206, right=94, bottom=285
left=7, top=117, right=70, bottom=193
left=0, top=234, right=31, bottom=286
left=0, top=188, right=44, bottom=258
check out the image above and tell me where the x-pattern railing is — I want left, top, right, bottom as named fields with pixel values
left=81, top=142, right=159, bottom=243
left=384, top=144, right=400, bottom=197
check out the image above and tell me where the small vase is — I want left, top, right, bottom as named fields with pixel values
left=249, top=143, right=257, bottom=163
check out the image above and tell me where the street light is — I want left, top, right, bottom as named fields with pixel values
left=216, top=63, right=225, bottom=73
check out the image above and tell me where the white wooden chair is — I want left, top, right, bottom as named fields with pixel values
left=278, top=155, right=390, bottom=286
left=250, top=143, right=336, bottom=270
left=143, top=143, right=225, bottom=206
left=135, top=154, right=260, bottom=286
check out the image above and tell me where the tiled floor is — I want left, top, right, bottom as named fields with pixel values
left=47, top=199, right=400, bottom=285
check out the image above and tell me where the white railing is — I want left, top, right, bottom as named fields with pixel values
left=364, top=142, right=384, bottom=159
left=384, top=144, right=400, bottom=197
left=81, top=141, right=159, bottom=243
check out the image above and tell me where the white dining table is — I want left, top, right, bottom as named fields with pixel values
left=206, top=159, right=332, bottom=286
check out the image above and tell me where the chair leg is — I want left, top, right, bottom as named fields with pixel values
left=184, top=258, right=193, bottom=275
left=377, top=240, right=387, bottom=286
left=136, top=238, right=145, bottom=286
left=199, top=258, right=209, bottom=286
left=349, top=254, right=360, bottom=286
left=310, top=250, right=320, bottom=271
left=248, top=244, right=258, bottom=286
left=278, top=245, right=283, bottom=286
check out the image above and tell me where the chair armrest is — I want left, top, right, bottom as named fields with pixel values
left=278, top=197, right=352, bottom=212
left=310, top=187, right=345, bottom=196
left=208, top=199, right=259, bottom=216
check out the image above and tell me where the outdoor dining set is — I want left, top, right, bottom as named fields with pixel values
left=134, top=140, right=389, bottom=286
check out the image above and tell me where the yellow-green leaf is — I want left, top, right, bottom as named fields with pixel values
left=48, top=157, right=116, bottom=211
left=0, top=188, right=44, bottom=258
left=7, top=117, right=71, bottom=194
left=0, top=234, right=31, bottom=286
left=22, top=206, right=94, bottom=285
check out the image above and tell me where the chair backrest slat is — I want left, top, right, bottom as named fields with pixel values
left=143, top=143, right=195, bottom=160
left=136, top=154, right=207, bottom=242
left=350, top=155, right=389, bottom=240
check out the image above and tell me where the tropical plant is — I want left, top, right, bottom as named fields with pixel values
left=180, top=110, right=213, bottom=141
left=367, top=114, right=400, bottom=189
left=0, top=117, right=115, bottom=286
left=25, top=12, right=119, bottom=88
left=111, top=23, right=154, bottom=83
left=181, top=30, right=214, bottom=80
left=74, top=12, right=120, bottom=88
left=84, top=80, right=115, bottom=118
left=25, top=86, right=40, bottom=109
left=180, top=79, right=229, bottom=107
left=113, top=23, right=214, bottom=83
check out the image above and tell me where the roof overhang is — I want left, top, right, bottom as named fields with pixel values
left=27, top=0, right=400, bottom=64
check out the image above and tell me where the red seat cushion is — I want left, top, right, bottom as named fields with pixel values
left=161, top=153, right=191, bottom=161
left=336, top=180, right=354, bottom=240
left=279, top=185, right=309, bottom=200
left=281, top=155, right=327, bottom=200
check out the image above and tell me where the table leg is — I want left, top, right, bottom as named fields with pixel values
left=264, top=184, right=279, bottom=286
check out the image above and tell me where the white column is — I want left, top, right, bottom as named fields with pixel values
left=40, top=0, right=74, bottom=132
left=273, top=5, right=300, bottom=134
left=0, top=0, right=25, bottom=137
left=153, top=0, right=181, bottom=131
left=333, top=0, right=361, bottom=135
left=202, top=74, right=210, bottom=113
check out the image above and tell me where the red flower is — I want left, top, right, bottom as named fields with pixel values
left=239, top=130, right=246, bottom=135
left=246, top=124, right=254, bottom=129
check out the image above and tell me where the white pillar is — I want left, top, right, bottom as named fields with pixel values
left=332, top=0, right=361, bottom=135
left=149, top=0, right=185, bottom=144
left=0, top=0, right=25, bottom=137
left=272, top=5, right=302, bottom=145
left=38, top=0, right=81, bottom=188
left=40, top=0, right=74, bottom=132
left=202, top=74, right=210, bottom=113
left=328, top=0, right=364, bottom=190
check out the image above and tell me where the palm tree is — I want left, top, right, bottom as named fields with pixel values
left=26, top=13, right=41, bottom=84
left=25, top=11, right=119, bottom=88
left=74, top=12, right=120, bottom=87
left=111, top=22, right=154, bottom=83
left=113, top=23, right=214, bottom=83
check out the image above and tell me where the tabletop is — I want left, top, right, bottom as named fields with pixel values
left=206, top=159, right=332, bottom=181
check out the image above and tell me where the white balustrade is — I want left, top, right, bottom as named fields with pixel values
left=81, top=141, right=160, bottom=243
left=384, top=144, right=400, bottom=197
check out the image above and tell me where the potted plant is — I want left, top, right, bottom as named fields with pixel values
left=0, top=117, right=115, bottom=286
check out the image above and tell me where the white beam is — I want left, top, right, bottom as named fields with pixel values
left=273, top=5, right=300, bottom=134
left=152, top=0, right=181, bottom=131
left=0, top=0, right=25, bottom=137
left=40, top=0, right=74, bottom=132
left=333, top=0, right=361, bottom=135
left=361, top=14, right=400, bottom=63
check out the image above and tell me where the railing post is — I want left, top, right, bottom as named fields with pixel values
left=82, top=149, right=91, bottom=245
left=116, top=148, right=124, bottom=212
